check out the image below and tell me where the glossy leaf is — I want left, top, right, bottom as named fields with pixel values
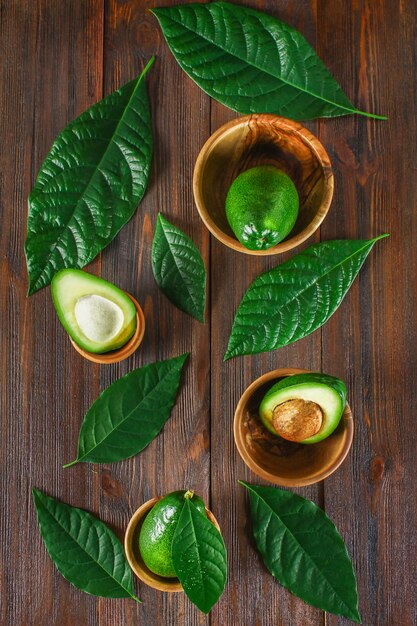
left=172, top=499, right=227, bottom=613
left=32, top=488, right=139, bottom=601
left=152, top=3, right=385, bottom=121
left=225, top=236, right=388, bottom=360
left=64, top=354, right=188, bottom=466
left=240, top=482, right=361, bottom=622
left=152, top=214, right=206, bottom=322
left=25, top=58, right=154, bottom=295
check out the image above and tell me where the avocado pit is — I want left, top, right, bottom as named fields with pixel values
left=272, top=399, right=323, bottom=442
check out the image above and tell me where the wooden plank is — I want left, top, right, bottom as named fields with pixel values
left=0, top=1, right=103, bottom=624
left=317, top=1, right=417, bottom=625
left=97, top=1, right=211, bottom=624
left=209, top=2, right=326, bottom=625
left=1, top=1, right=416, bottom=624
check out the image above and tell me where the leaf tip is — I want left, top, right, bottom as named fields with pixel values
left=350, top=609, right=362, bottom=624
left=131, top=594, right=142, bottom=604
left=27, top=279, right=37, bottom=297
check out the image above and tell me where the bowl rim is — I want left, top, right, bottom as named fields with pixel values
left=124, top=495, right=221, bottom=593
left=70, top=292, right=145, bottom=364
left=193, top=114, right=334, bottom=255
left=233, top=367, right=354, bottom=487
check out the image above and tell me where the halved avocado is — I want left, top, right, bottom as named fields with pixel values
left=51, top=269, right=137, bottom=354
left=259, top=373, right=347, bottom=444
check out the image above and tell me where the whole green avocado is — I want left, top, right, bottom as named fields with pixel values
left=225, top=165, right=299, bottom=250
left=139, top=490, right=206, bottom=578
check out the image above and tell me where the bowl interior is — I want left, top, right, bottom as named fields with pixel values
left=235, top=371, right=353, bottom=487
left=196, top=115, right=332, bottom=250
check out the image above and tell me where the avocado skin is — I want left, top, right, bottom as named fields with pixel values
left=51, top=268, right=136, bottom=353
left=259, top=373, right=347, bottom=443
left=139, top=490, right=206, bottom=578
left=225, top=165, right=299, bottom=251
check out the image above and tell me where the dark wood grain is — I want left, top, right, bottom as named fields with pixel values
left=1, top=1, right=415, bottom=625
left=317, top=2, right=417, bottom=625
left=1, top=2, right=104, bottom=625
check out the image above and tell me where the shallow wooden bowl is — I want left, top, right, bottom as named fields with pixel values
left=234, top=368, right=353, bottom=487
left=193, top=115, right=333, bottom=255
left=124, top=496, right=221, bottom=593
left=70, top=293, right=145, bottom=364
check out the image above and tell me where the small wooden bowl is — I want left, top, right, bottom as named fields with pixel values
left=70, top=293, right=145, bottom=364
left=234, top=368, right=353, bottom=487
left=124, top=496, right=221, bottom=593
left=193, top=115, right=333, bottom=255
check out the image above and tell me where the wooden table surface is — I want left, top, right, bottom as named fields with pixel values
left=1, top=1, right=416, bottom=625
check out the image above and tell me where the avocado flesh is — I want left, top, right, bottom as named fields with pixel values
left=259, top=373, right=346, bottom=444
left=51, top=269, right=136, bottom=354
left=139, top=490, right=206, bottom=578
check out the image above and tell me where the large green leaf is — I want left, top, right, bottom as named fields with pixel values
left=64, top=354, right=188, bottom=466
left=152, top=214, right=206, bottom=322
left=240, top=482, right=361, bottom=623
left=225, top=236, right=388, bottom=360
left=25, top=58, right=154, bottom=295
left=172, top=499, right=227, bottom=613
left=151, top=3, right=385, bottom=121
left=32, top=488, right=139, bottom=601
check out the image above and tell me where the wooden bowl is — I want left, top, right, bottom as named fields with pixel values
left=234, top=368, right=353, bottom=487
left=124, top=496, right=221, bottom=593
left=193, top=115, right=333, bottom=255
left=70, top=293, right=145, bottom=364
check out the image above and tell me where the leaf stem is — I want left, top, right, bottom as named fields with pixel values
left=355, top=109, right=388, bottom=120
left=142, top=55, right=155, bottom=76
left=62, top=459, right=78, bottom=469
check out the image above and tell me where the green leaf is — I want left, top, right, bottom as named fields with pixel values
left=151, top=3, right=385, bottom=121
left=64, top=353, right=188, bottom=466
left=152, top=214, right=206, bottom=322
left=25, top=58, right=154, bottom=295
left=240, top=482, right=361, bottom=623
left=172, top=499, right=227, bottom=613
left=32, top=488, right=140, bottom=601
left=225, top=235, right=388, bottom=360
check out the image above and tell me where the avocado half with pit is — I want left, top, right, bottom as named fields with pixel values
left=51, top=269, right=137, bottom=354
left=259, top=373, right=347, bottom=444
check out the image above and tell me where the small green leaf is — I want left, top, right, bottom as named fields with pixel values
left=152, top=3, right=385, bottom=121
left=172, top=499, right=227, bottom=613
left=32, top=488, right=140, bottom=602
left=225, top=235, right=389, bottom=360
left=64, top=353, right=188, bottom=466
left=25, top=58, right=154, bottom=295
left=152, top=214, right=206, bottom=322
left=240, top=481, right=361, bottom=623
